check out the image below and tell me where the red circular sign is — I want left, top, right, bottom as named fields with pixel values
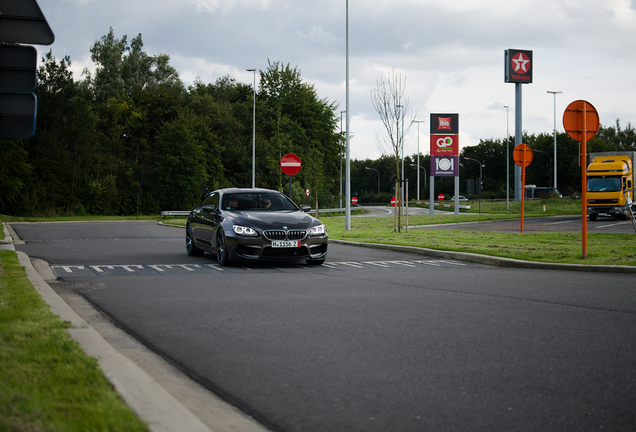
left=280, top=153, right=301, bottom=175
left=511, top=52, right=531, bottom=74
left=563, top=100, right=599, bottom=142
left=438, top=194, right=445, bottom=201
left=390, top=197, right=399, bottom=207
left=513, top=143, right=533, bottom=168
left=351, top=197, right=358, bottom=204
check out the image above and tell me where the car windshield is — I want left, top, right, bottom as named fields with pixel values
left=221, top=193, right=299, bottom=211
left=587, top=177, right=621, bottom=192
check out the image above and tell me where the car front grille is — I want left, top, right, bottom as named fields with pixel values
left=263, top=230, right=307, bottom=241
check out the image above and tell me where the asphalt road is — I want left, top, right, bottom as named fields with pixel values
left=12, top=221, right=636, bottom=432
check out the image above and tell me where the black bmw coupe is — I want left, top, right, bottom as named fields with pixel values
left=186, top=188, right=328, bottom=265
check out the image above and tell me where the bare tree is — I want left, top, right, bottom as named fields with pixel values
left=371, top=69, right=417, bottom=229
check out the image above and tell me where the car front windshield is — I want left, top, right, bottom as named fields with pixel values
left=221, top=193, right=299, bottom=211
left=587, top=177, right=621, bottom=192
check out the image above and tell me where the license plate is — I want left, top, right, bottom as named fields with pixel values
left=271, top=240, right=300, bottom=248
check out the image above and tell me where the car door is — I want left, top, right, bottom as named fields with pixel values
left=198, top=192, right=220, bottom=247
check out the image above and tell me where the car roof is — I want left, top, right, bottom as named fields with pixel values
left=214, top=187, right=281, bottom=195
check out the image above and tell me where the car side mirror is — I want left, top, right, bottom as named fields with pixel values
left=202, top=204, right=216, bottom=212
left=300, top=204, right=311, bottom=213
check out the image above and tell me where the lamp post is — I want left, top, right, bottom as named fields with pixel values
left=532, top=148, right=552, bottom=184
left=410, top=163, right=426, bottom=196
left=464, top=157, right=484, bottom=214
left=504, top=105, right=510, bottom=210
left=340, top=110, right=346, bottom=209
left=412, top=120, right=425, bottom=202
left=247, top=68, right=256, bottom=188
left=365, top=167, right=380, bottom=195
left=547, top=91, right=562, bottom=189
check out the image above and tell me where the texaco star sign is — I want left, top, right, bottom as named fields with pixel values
left=512, top=52, right=530, bottom=73
left=505, top=49, right=533, bottom=84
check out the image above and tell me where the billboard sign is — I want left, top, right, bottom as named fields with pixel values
left=430, top=134, right=459, bottom=156
left=505, top=49, right=533, bottom=84
left=431, top=156, right=458, bottom=176
left=430, top=113, right=459, bottom=135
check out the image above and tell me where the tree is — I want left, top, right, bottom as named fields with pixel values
left=371, top=69, right=416, bottom=228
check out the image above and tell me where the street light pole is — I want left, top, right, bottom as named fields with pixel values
left=247, top=68, right=256, bottom=188
left=464, top=157, right=484, bottom=214
left=504, top=105, right=510, bottom=210
left=412, top=120, right=425, bottom=202
left=340, top=110, right=346, bottom=209
left=365, top=167, right=380, bottom=195
left=547, top=91, right=562, bottom=189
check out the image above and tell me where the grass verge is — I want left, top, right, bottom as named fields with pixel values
left=322, top=216, right=636, bottom=266
left=0, top=250, right=148, bottom=432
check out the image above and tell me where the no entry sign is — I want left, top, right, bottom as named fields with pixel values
left=438, top=194, right=445, bottom=200
left=280, top=154, right=301, bottom=175
left=351, top=197, right=358, bottom=204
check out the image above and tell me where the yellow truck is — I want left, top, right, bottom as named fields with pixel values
left=587, top=151, right=636, bottom=221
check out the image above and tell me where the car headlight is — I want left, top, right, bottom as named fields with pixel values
left=233, top=225, right=258, bottom=237
left=308, top=224, right=326, bottom=236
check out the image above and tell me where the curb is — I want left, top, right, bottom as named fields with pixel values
left=328, top=239, right=636, bottom=274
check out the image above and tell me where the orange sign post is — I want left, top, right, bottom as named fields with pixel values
left=513, top=144, right=533, bottom=233
left=563, top=100, right=599, bottom=259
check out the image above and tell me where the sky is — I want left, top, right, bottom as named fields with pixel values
left=35, top=0, right=636, bottom=161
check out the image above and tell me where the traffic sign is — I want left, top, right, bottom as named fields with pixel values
left=0, top=0, right=55, bottom=45
left=305, top=189, right=310, bottom=197
left=0, top=92, right=36, bottom=138
left=0, top=45, right=37, bottom=92
left=351, top=197, right=358, bottom=204
left=513, top=143, right=533, bottom=167
left=280, top=153, right=301, bottom=176
left=438, top=194, right=445, bottom=200
left=563, top=100, right=599, bottom=142
left=390, top=196, right=400, bottom=207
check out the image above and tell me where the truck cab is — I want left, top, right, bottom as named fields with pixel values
left=587, top=153, right=635, bottom=221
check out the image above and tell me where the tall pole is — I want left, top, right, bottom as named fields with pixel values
left=547, top=91, right=562, bottom=189
left=504, top=105, right=509, bottom=210
left=340, top=110, right=345, bottom=209
left=365, top=167, right=380, bottom=194
left=515, top=83, right=522, bottom=202
left=247, top=68, right=256, bottom=188
left=345, top=0, right=351, bottom=230
left=412, top=120, right=425, bottom=202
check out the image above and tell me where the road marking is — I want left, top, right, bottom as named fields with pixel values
left=52, top=259, right=470, bottom=276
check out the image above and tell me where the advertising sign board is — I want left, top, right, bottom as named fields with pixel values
left=431, top=156, right=458, bottom=176
left=505, top=49, right=533, bottom=84
left=430, top=134, right=459, bottom=156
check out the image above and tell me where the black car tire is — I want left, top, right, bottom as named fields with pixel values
left=306, top=258, right=325, bottom=265
left=186, top=225, right=204, bottom=257
left=216, top=228, right=232, bottom=266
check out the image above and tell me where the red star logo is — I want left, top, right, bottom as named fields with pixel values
left=512, top=53, right=530, bottom=74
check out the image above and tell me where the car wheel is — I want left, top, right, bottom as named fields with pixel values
left=306, top=258, right=325, bottom=265
left=589, top=214, right=597, bottom=221
left=216, top=229, right=232, bottom=266
left=186, top=225, right=204, bottom=257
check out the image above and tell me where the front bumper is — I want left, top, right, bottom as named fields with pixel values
left=226, top=234, right=328, bottom=262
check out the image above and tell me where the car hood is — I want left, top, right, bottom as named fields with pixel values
left=223, top=210, right=319, bottom=231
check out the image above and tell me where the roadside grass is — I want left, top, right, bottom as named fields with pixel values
left=0, top=250, right=148, bottom=432
left=321, top=216, right=636, bottom=266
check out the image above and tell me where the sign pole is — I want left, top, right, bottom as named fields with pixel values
left=521, top=165, right=526, bottom=233
left=582, top=106, right=588, bottom=259
left=513, top=143, right=533, bottom=233
left=563, top=100, right=599, bottom=260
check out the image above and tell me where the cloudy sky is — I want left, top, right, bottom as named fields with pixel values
left=36, top=0, right=636, bottom=160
